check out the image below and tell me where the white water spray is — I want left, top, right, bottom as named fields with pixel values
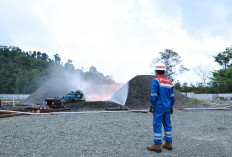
left=24, top=71, right=129, bottom=105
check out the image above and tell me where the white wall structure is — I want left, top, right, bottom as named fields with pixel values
left=0, top=94, right=30, bottom=100
left=0, top=94, right=30, bottom=107
left=182, top=92, right=232, bottom=100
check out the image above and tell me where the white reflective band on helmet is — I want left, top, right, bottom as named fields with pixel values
left=151, top=93, right=157, bottom=96
left=170, top=94, right=174, bottom=97
left=155, top=65, right=166, bottom=71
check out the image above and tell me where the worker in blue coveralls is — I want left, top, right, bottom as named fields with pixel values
left=147, top=65, right=175, bottom=153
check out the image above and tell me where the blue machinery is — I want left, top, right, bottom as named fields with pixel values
left=61, top=90, right=85, bottom=103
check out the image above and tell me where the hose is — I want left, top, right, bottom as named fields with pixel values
left=0, top=110, right=130, bottom=115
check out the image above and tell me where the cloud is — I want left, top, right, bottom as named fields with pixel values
left=0, top=0, right=231, bottom=84
left=0, top=0, right=58, bottom=52
left=176, top=0, right=232, bottom=39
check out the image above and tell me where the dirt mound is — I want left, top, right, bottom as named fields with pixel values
left=174, top=91, right=197, bottom=108
left=112, top=75, right=196, bottom=109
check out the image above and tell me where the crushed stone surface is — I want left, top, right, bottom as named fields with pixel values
left=201, top=100, right=232, bottom=108
left=0, top=110, right=231, bottom=157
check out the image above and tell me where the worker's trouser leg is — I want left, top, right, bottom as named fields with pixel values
left=153, top=112, right=172, bottom=145
left=163, top=112, right=172, bottom=143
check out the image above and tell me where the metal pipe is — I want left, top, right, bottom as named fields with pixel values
left=175, top=108, right=232, bottom=111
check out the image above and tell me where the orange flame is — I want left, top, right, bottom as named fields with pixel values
left=84, top=83, right=123, bottom=101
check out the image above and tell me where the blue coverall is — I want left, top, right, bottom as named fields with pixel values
left=150, top=75, right=175, bottom=145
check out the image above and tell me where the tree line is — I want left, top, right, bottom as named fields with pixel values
left=152, top=46, right=232, bottom=93
left=1, top=45, right=232, bottom=94
left=0, top=45, right=115, bottom=94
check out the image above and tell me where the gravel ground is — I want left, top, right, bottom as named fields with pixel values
left=202, top=100, right=232, bottom=108
left=0, top=110, right=232, bottom=157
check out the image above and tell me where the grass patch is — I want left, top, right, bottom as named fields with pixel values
left=192, top=98, right=204, bottom=104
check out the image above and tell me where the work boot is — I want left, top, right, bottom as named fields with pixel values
left=147, top=144, right=162, bottom=153
left=162, top=142, right=172, bottom=150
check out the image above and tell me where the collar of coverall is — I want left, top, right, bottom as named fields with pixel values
left=157, top=75, right=166, bottom=79
left=156, top=75, right=173, bottom=86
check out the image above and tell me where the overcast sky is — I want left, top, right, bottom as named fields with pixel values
left=1, top=0, right=232, bottom=84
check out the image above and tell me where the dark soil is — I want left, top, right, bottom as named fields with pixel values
left=112, top=75, right=196, bottom=109
left=64, top=101, right=122, bottom=111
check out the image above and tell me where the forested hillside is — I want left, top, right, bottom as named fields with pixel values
left=1, top=44, right=232, bottom=94
left=0, top=45, right=114, bottom=94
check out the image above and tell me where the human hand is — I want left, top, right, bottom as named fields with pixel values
left=170, top=107, right=173, bottom=114
left=149, top=105, right=153, bottom=113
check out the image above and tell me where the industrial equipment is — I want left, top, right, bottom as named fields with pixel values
left=62, top=90, right=85, bottom=103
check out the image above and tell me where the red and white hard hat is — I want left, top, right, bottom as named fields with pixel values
left=155, top=65, right=166, bottom=71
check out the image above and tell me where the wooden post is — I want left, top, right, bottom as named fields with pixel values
left=13, top=98, right=15, bottom=107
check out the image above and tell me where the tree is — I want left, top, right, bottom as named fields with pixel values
left=211, top=67, right=232, bottom=93
left=210, top=45, right=232, bottom=93
left=41, top=53, right=48, bottom=61
left=37, top=51, right=41, bottom=60
left=174, top=80, right=181, bottom=91
left=31, top=51, right=37, bottom=58
left=194, top=65, right=212, bottom=87
left=150, top=49, right=189, bottom=81
left=89, top=66, right=97, bottom=73
left=54, top=54, right=61, bottom=65
left=64, top=59, right=75, bottom=71
left=214, top=46, right=232, bottom=69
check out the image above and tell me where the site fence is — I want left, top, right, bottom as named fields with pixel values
left=182, top=92, right=232, bottom=101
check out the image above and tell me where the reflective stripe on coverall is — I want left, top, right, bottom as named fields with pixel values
left=150, top=75, right=175, bottom=145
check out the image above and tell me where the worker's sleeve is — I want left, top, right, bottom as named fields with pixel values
left=150, top=79, right=159, bottom=105
left=170, top=87, right=175, bottom=107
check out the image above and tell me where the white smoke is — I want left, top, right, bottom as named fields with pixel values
left=24, top=71, right=129, bottom=105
